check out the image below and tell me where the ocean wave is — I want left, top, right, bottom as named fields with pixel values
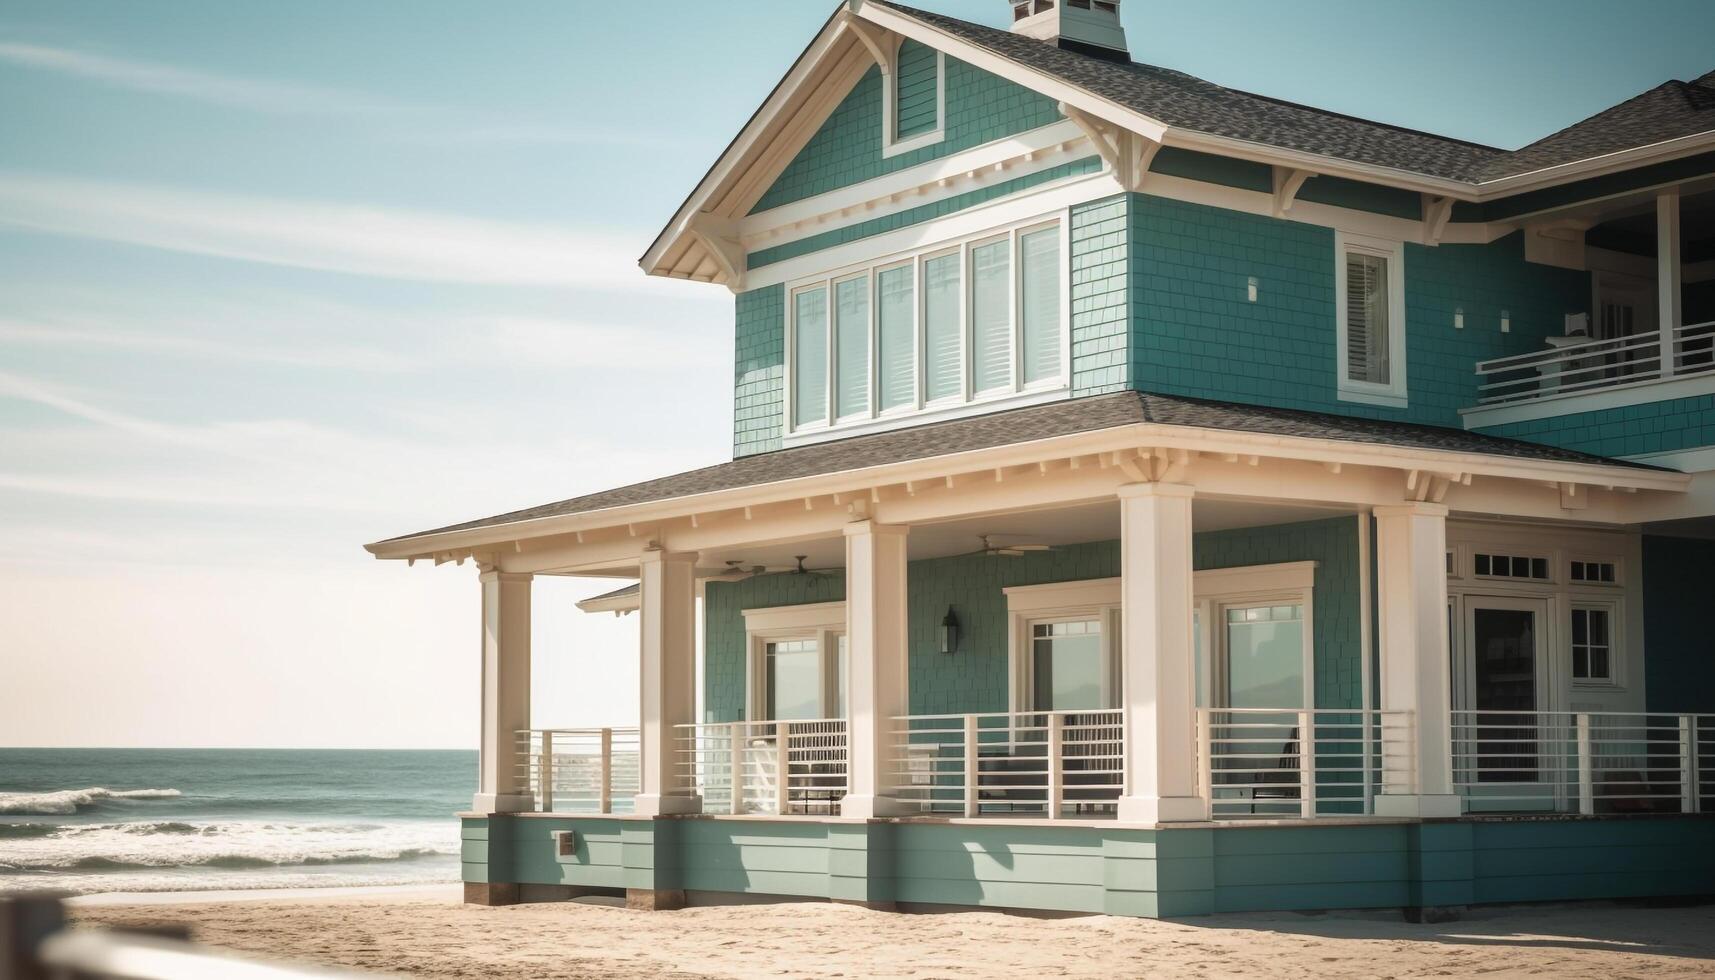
left=0, top=819, right=458, bottom=873
left=0, top=824, right=60, bottom=839
left=0, top=788, right=182, bottom=816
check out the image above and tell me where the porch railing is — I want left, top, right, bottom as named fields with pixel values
left=1452, top=710, right=1714, bottom=815
left=514, top=727, right=640, bottom=814
left=676, top=719, right=848, bottom=815
left=891, top=710, right=1124, bottom=818
left=1197, top=708, right=1415, bottom=819
left=1472, top=319, right=1715, bottom=406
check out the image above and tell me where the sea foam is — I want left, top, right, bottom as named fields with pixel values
left=0, top=819, right=457, bottom=873
left=0, top=788, right=182, bottom=816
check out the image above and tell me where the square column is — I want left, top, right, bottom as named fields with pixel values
left=1116, top=483, right=1205, bottom=824
left=1373, top=503, right=1460, bottom=818
left=841, top=520, right=910, bottom=819
left=475, top=570, right=533, bottom=813
left=635, top=549, right=701, bottom=816
left=1658, top=189, right=1682, bottom=376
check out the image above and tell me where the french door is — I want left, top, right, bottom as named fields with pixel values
left=1454, top=596, right=1560, bottom=810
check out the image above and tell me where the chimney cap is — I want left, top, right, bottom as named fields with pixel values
left=1009, top=0, right=1129, bottom=61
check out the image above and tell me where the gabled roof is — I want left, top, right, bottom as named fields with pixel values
left=369, top=390, right=1667, bottom=553
left=643, top=1, right=1715, bottom=286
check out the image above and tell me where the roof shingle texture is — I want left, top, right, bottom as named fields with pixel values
left=875, top=2, right=1714, bottom=185
left=381, top=391, right=1652, bottom=545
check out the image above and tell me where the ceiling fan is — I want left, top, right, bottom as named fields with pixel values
left=713, top=556, right=836, bottom=579
left=963, top=534, right=1057, bottom=558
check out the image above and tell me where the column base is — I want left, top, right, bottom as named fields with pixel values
left=633, top=793, right=702, bottom=817
left=838, top=794, right=915, bottom=819
left=626, top=888, right=685, bottom=911
left=472, top=793, right=535, bottom=814
left=464, top=882, right=519, bottom=906
left=1374, top=794, right=1462, bottom=818
left=1117, top=795, right=1208, bottom=824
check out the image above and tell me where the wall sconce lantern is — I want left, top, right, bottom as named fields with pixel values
left=939, top=606, right=961, bottom=655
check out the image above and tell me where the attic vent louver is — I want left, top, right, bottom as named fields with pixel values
left=1009, top=0, right=1129, bottom=62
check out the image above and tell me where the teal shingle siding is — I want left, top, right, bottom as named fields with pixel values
left=702, top=517, right=1360, bottom=720
left=1129, top=195, right=1591, bottom=429
left=1070, top=194, right=1132, bottom=395
left=753, top=54, right=1062, bottom=214
left=1642, top=535, right=1715, bottom=713
left=1473, top=393, right=1715, bottom=457
left=732, top=285, right=785, bottom=457
left=747, top=156, right=1101, bottom=269
left=894, top=39, right=940, bottom=139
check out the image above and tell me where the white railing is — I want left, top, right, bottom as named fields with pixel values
left=1452, top=710, right=1714, bottom=815
left=892, top=710, right=1123, bottom=818
left=1473, top=320, right=1715, bottom=406
left=1197, top=708, right=1414, bottom=820
left=514, top=727, right=640, bottom=814
left=677, top=719, right=848, bottom=815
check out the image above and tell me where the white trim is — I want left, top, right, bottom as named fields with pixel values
left=1460, top=371, right=1715, bottom=430
left=1624, top=444, right=1715, bottom=473
left=1192, top=560, right=1317, bottom=598
left=1003, top=578, right=1121, bottom=713
left=742, top=602, right=847, bottom=722
left=1335, top=230, right=1409, bottom=408
left=1191, top=562, right=1318, bottom=711
left=1568, top=598, right=1623, bottom=690
left=743, top=601, right=846, bottom=634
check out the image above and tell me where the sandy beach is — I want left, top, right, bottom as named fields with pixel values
left=69, top=887, right=1715, bottom=979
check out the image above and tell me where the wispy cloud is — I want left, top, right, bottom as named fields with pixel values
left=0, top=40, right=681, bottom=148
left=0, top=317, right=410, bottom=372
left=0, top=173, right=651, bottom=288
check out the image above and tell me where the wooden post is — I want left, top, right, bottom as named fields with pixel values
left=538, top=730, right=554, bottom=813
left=1576, top=713, right=1595, bottom=815
left=729, top=722, right=746, bottom=815
left=1681, top=715, right=1698, bottom=814
left=1047, top=713, right=1064, bottom=820
left=599, top=728, right=614, bottom=815
left=963, top=715, right=980, bottom=818
left=1298, top=710, right=1316, bottom=819
left=775, top=721, right=791, bottom=815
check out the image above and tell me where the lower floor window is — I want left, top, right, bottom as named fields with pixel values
left=1030, top=619, right=1110, bottom=711
left=1214, top=603, right=1308, bottom=709
left=1570, top=606, right=1613, bottom=683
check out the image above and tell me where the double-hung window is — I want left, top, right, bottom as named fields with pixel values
left=786, top=219, right=1067, bottom=442
left=1570, top=603, right=1619, bottom=687
left=1335, top=231, right=1407, bottom=408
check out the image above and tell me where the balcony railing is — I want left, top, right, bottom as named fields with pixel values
left=1452, top=710, right=1714, bottom=814
left=892, top=710, right=1124, bottom=818
left=1197, top=708, right=1415, bottom=819
left=677, top=719, right=848, bottom=815
left=1472, top=320, right=1715, bottom=406
left=514, top=727, right=640, bottom=814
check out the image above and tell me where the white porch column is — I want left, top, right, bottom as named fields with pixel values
left=1373, top=503, right=1460, bottom=817
left=840, top=520, right=910, bottom=819
left=635, top=548, right=701, bottom=816
left=1658, top=189, right=1682, bottom=377
left=1116, top=483, right=1205, bottom=824
left=475, top=569, right=533, bottom=813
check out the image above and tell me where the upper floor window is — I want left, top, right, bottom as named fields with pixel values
left=787, top=219, right=1068, bottom=440
left=1335, top=231, right=1407, bottom=408
left=884, top=40, right=944, bottom=158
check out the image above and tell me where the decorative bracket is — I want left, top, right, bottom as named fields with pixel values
left=689, top=220, right=747, bottom=293
left=1059, top=102, right=1158, bottom=192
left=1271, top=167, right=1314, bottom=218
left=842, top=13, right=898, bottom=77
left=1422, top=194, right=1455, bottom=245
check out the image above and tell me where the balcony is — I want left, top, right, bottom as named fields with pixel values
left=1471, top=320, right=1715, bottom=411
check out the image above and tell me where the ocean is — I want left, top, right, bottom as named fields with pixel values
left=0, top=748, right=473, bottom=895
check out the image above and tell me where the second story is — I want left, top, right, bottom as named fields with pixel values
left=642, top=0, right=1715, bottom=470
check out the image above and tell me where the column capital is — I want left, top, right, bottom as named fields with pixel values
left=478, top=570, right=534, bottom=584
left=1373, top=502, right=1448, bottom=519
left=638, top=548, right=697, bottom=567
left=1117, top=481, right=1195, bottom=500
left=843, top=519, right=909, bottom=538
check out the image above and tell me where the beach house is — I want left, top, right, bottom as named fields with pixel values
left=365, top=0, right=1715, bottom=917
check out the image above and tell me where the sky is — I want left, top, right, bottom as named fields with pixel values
left=3, top=0, right=1713, bottom=749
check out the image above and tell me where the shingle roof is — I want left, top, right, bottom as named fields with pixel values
left=378, top=391, right=1657, bottom=546
left=874, top=2, right=1715, bottom=186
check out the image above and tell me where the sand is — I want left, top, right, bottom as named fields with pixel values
left=70, top=887, right=1715, bottom=979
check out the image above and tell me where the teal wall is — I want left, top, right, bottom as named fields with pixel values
left=1642, top=535, right=1715, bottom=714
left=472, top=814, right=1715, bottom=918
left=754, top=54, right=1061, bottom=214
left=733, top=285, right=785, bottom=457
left=1474, top=393, right=1715, bottom=457
left=701, top=517, right=1361, bottom=720
left=1128, top=195, right=1592, bottom=429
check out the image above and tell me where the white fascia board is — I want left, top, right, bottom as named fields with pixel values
left=575, top=587, right=641, bottom=614
left=364, top=421, right=1688, bottom=560
left=1469, top=129, right=1715, bottom=198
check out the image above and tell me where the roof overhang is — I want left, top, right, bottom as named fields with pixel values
left=576, top=584, right=640, bottom=615
left=364, top=420, right=1689, bottom=564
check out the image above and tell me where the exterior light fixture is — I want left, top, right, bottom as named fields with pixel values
left=939, top=606, right=961, bottom=655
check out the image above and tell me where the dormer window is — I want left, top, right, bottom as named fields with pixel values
left=786, top=217, right=1069, bottom=444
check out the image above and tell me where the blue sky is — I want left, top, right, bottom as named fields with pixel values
left=3, top=0, right=1712, bottom=748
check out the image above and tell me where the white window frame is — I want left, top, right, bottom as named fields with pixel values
left=742, top=602, right=846, bottom=721
left=783, top=214, right=1071, bottom=446
left=1568, top=599, right=1622, bottom=690
left=830, top=269, right=874, bottom=424
left=1567, top=555, right=1622, bottom=587
left=1004, top=580, right=1122, bottom=714
left=1472, top=549, right=1553, bottom=583
left=881, top=43, right=946, bottom=159
left=1193, top=562, right=1317, bottom=710
left=1334, top=230, right=1408, bottom=408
